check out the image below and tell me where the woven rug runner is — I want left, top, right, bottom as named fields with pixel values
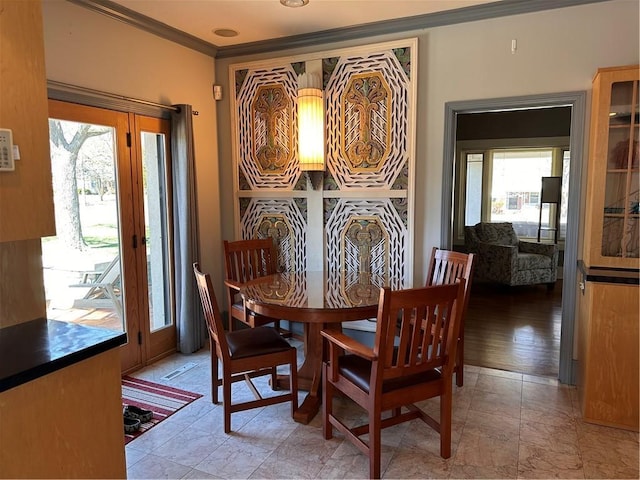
left=122, top=375, right=203, bottom=445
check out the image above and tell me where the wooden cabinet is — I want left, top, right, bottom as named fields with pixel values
left=583, top=65, right=639, bottom=269
left=577, top=64, right=640, bottom=432
left=0, top=0, right=55, bottom=241
left=0, top=348, right=126, bottom=478
left=577, top=272, right=639, bottom=431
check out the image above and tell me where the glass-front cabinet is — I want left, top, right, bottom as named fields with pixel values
left=584, top=65, right=640, bottom=269
left=578, top=66, right=639, bottom=433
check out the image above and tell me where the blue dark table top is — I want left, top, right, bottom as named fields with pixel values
left=0, top=318, right=126, bottom=393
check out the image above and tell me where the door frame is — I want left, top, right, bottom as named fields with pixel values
left=133, top=114, right=177, bottom=363
left=441, top=91, right=587, bottom=385
left=46, top=98, right=176, bottom=373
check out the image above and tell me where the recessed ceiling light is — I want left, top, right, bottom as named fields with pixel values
left=213, top=28, right=238, bottom=38
left=280, top=0, right=309, bottom=7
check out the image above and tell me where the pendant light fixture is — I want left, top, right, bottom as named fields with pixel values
left=297, top=72, right=324, bottom=188
left=280, top=0, right=309, bottom=7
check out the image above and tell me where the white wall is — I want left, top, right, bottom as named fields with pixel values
left=214, top=0, right=639, bottom=286
left=41, top=1, right=223, bottom=295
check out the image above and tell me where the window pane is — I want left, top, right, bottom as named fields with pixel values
left=490, top=150, right=553, bottom=238
left=141, top=131, right=172, bottom=332
left=43, top=118, right=124, bottom=332
left=560, top=150, right=570, bottom=239
left=465, top=153, right=483, bottom=226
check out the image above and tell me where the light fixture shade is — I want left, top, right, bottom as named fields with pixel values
left=297, top=74, right=324, bottom=172
left=280, top=0, right=309, bottom=7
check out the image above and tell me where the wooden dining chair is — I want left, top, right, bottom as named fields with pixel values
left=193, top=262, right=298, bottom=433
left=223, top=238, right=289, bottom=335
left=426, top=247, right=475, bottom=387
left=321, top=280, right=466, bottom=479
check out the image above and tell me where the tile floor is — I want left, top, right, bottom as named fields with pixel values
left=126, top=343, right=639, bottom=479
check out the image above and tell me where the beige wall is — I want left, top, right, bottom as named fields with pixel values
left=41, top=0, right=223, bottom=294
left=214, top=0, right=639, bottom=286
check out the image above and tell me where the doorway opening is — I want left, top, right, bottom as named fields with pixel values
left=442, top=92, right=587, bottom=384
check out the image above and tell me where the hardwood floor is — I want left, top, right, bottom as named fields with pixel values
left=463, top=280, right=562, bottom=378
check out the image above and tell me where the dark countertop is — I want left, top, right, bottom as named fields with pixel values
left=0, top=318, right=127, bottom=393
left=577, top=260, right=640, bottom=285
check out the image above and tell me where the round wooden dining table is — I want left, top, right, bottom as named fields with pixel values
left=240, top=270, right=398, bottom=424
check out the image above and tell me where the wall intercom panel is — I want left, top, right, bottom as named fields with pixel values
left=0, top=128, right=15, bottom=171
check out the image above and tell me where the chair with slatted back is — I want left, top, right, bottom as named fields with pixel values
left=193, top=262, right=298, bottom=433
left=223, top=238, right=289, bottom=335
left=426, top=247, right=475, bottom=387
left=321, top=280, right=466, bottom=479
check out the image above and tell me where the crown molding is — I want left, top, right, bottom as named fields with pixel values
left=67, top=0, right=218, bottom=57
left=69, top=0, right=613, bottom=60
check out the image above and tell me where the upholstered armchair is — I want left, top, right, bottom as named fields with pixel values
left=464, top=222, right=559, bottom=288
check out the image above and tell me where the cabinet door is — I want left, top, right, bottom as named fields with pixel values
left=584, top=66, right=640, bottom=268
left=602, top=79, right=639, bottom=258
left=579, top=281, right=639, bottom=431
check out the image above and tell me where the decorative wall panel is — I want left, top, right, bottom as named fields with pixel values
left=231, top=39, right=416, bottom=313
left=325, top=51, right=411, bottom=190
left=239, top=198, right=306, bottom=273
left=235, top=66, right=302, bottom=190
left=325, top=198, right=407, bottom=285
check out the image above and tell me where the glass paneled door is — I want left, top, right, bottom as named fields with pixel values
left=43, top=100, right=175, bottom=372
left=134, top=116, right=176, bottom=361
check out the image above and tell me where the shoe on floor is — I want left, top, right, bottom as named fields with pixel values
left=123, top=405, right=153, bottom=423
left=124, top=417, right=141, bottom=433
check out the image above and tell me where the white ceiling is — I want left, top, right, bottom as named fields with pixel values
left=108, top=0, right=500, bottom=47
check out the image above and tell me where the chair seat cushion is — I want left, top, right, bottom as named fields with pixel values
left=226, top=326, right=292, bottom=359
left=337, top=354, right=442, bottom=393
left=517, top=252, right=553, bottom=271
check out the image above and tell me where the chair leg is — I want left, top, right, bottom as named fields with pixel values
left=439, top=384, right=453, bottom=459
left=223, top=375, right=232, bottom=433
left=274, top=319, right=293, bottom=338
left=211, top=344, right=219, bottom=404
left=456, top=335, right=464, bottom=387
left=322, top=363, right=333, bottom=440
left=271, top=365, right=279, bottom=391
left=369, top=409, right=382, bottom=479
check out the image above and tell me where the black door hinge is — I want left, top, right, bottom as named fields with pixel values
left=138, top=331, right=142, bottom=345
left=126, top=132, right=132, bottom=147
left=133, top=234, right=137, bottom=248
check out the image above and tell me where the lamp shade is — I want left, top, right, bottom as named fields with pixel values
left=541, top=176, right=562, bottom=203
left=297, top=74, right=324, bottom=172
left=280, top=0, right=309, bottom=6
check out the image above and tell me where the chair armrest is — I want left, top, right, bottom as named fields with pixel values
left=321, top=329, right=376, bottom=383
left=475, top=241, right=518, bottom=278
left=224, top=279, right=244, bottom=324
left=224, top=279, right=242, bottom=291
left=320, top=330, right=376, bottom=361
left=519, top=241, right=558, bottom=257
left=476, top=241, right=517, bottom=261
